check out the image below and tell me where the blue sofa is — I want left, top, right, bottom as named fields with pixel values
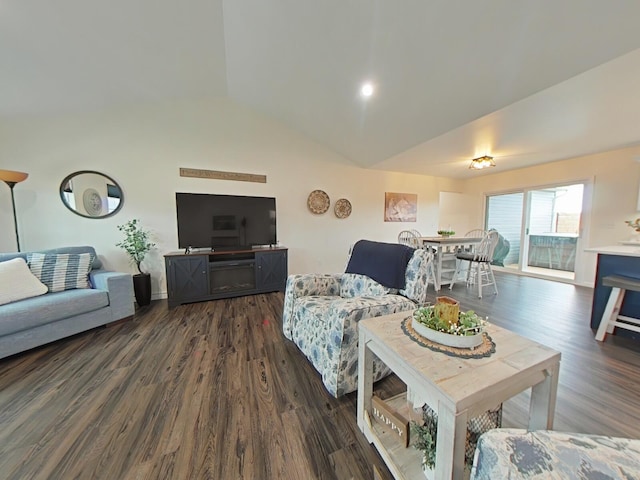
left=0, top=246, right=134, bottom=360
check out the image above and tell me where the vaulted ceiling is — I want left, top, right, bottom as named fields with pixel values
left=2, top=1, right=640, bottom=178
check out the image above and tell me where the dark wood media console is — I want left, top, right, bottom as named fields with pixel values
left=164, top=247, right=288, bottom=307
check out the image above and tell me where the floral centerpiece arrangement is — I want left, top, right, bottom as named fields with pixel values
left=436, top=229, right=456, bottom=237
left=413, top=298, right=485, bottom=336
left=412, top=296, right=486, bottom=348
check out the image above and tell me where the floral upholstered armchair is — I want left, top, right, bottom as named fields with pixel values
left=470, top=428, right=640, bottom=479
left=282, top=243, right=433, bottom=397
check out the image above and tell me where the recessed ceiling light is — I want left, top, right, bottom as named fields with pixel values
left=360, top=82, right=374, bottom=98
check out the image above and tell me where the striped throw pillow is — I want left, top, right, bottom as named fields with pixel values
left=27, top=252, right=94, bottom=292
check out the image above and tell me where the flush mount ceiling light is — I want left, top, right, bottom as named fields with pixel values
left=469, top=155, right=495, bottom=170
left=360, top=82, right=374, bottom=98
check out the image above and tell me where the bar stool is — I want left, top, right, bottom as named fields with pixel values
left=595, top=275, right=640, bottom=341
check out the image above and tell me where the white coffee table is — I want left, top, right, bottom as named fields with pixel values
left=357, top=312, right=561, bottom=480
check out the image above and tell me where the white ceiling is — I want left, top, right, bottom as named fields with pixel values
left=2, top=0, right=640, bottom=178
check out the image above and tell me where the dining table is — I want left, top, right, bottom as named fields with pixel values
left=419, top=236, right=483, bottom=290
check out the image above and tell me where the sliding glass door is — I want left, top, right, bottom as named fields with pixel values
left=485, top=182, right=585, bottom=282
left=485, top=193, right=523, bottom=271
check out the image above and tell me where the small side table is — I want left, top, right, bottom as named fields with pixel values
left=357, top=312, right=561, bottom=480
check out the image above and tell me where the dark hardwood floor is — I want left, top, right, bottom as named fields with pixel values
left=0, top=272, right=639, bottom=479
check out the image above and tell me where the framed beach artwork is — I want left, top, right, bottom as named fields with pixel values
left=384, top=192, right=417, bottom=222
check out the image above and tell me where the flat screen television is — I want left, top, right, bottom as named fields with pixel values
left=176, top=193, right=276, bottom=250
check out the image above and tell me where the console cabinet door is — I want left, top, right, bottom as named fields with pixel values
left=166, top=255, right=209, bottom=304
left=255, top=251, right=288, bottom=292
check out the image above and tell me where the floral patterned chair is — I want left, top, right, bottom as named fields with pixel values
left=282, top=247, right=432, bottom=397
left=470, top=428, right=640, bottom=479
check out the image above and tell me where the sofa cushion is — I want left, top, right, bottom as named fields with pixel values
left=0, top=288, right=109, bottom=336
left=295, top=296, right=337, bottom=326
left=340, top=273, right=395, bottom=298
left=27, top=252, right=94, bottom=292
left=0, top=258, right=48, bottom=306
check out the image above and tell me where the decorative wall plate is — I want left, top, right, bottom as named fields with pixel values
left=334, top=198, right=352, bottom=219
left=82, top=188, right=103, bottom=217
left=307, top=189, right=330, bottom=214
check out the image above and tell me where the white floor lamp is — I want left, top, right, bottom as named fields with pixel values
left=0, top=169, right=29, bottom=252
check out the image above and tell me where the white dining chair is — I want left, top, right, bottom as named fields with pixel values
left=449, top=230, right=499, bottom=298
left=464, top=229, right=486, bottom=241
left=398, top=230, right=421, bottom=248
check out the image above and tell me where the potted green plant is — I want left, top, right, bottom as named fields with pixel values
left=412, top=403, right=500, bottom=479
left=436, top=229, right=456, bottom=238
left=116, top=219, right=155, bottom=306
left=411, top=407, right=438, bottom=479
left=412, top=301, right=486, bottom=349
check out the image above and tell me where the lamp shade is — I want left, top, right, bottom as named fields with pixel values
left=0, top=170, right=28, bottom=184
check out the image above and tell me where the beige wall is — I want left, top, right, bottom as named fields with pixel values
left=462, top=146, right=640, bottom=285
left=0, top=97, right=461, bottom=298
left=2, top=97, right=638, bottom=295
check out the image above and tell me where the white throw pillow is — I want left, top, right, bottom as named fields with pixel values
left=0, top=258, right=48, bottom=306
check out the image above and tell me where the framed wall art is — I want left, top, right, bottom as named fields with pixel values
left=384, top=192, right=417, bottom=222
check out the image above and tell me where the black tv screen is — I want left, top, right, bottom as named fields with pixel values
left=176, top=193, right=276, bottom=250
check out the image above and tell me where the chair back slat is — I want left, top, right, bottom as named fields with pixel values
left=465, top=229, right=486, bottom=238
left=398, top=230, right=421, bottom=248
left=474, top=231, right=499, bottom=262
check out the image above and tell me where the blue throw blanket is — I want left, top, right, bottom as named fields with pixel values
left=345, top=240, right=414, bottom=289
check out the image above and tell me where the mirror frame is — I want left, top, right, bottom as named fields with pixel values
left=59, top=170, right=125, bottom=219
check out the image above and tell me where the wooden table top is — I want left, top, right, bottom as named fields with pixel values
left=419, top=236, right=483, bottom=245
left=359, top=312, right=561, bottom=412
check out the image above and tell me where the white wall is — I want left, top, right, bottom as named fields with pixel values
left=438, top=191, right=483, bottom=235
left=0, top=97, right=461, bottom=298
left=461, top=146, right=640, bottom=285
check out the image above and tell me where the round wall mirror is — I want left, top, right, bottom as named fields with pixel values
left=60, top=170, right=124, bottom=219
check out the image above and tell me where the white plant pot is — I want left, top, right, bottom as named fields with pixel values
left=412, top=316, right=483, bottom=349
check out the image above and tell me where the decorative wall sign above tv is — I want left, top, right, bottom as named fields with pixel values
left=334, top=198, right=352, bottom=219
left=179, top=167, right=266, bottom=183
left=307, top=190, right=330, bottom=214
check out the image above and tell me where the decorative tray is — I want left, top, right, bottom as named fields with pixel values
left=307, top=189, right=330, bottom=214
left=334, top=198, right=352, bottom=218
